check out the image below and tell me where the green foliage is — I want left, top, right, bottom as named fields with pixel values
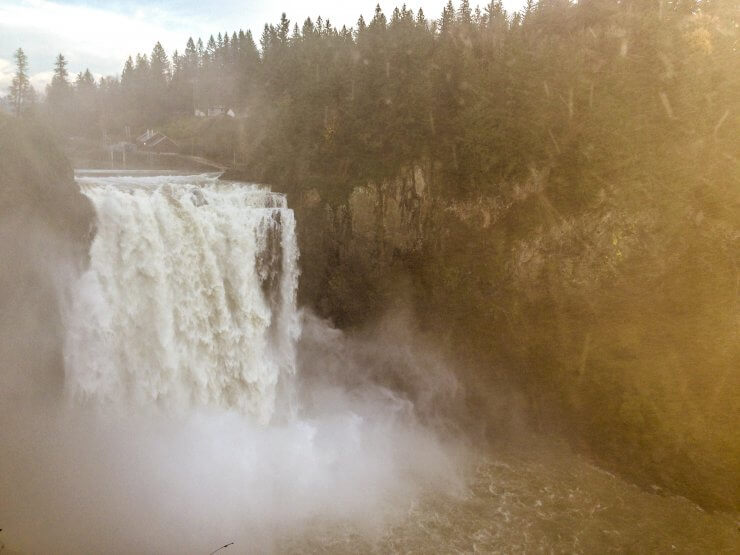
left=7, top=48, right=34, bottom=117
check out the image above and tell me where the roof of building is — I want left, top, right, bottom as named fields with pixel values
left=134, top=129, right=177, bottom=149
left=146, top=134, right=178, bottom=149
left=136, top=129, right=156, bottom=143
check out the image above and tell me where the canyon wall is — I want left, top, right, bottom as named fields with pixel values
left=228, top=163, right=739, bottom=512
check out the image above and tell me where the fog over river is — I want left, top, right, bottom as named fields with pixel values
left=0, top=174, right=736, bottom=553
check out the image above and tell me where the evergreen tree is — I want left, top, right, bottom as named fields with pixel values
left=416, top=8, right=427, bottom=27
left=356, top=15, right=367, bottom=35
left=75, top=69, right=95, bottom=88
left=440, top=1, right=456, bottom=33
left=260, top=24, right=273, bottom=53
left=184, top=38, right=199, bottom=73
left=371, top=4, right=387, bottom=28
left=8, top=48, right=31, bottom=116
left=206, top=35, right=217, bottom=62
left=47, top=53, right=71, bottom=109
left=51, top=53, right=69, bottom=87
left=150, top=42, right=171, bottom=83
left=70, top=69, right=98, bottom=135
left=121, top=56, right=135, bottom=93
left=277, top=13, right=291, bottom=44
left=459, top=0, right=473, bottom=24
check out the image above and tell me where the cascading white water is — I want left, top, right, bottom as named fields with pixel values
left=65, top=173, right=300, bottom=424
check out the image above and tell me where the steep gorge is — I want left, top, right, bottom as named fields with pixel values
left=0, top=121, right=736, bottom=551
left=236, top=162, right=739, bottom=512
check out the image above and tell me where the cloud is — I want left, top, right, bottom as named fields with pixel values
left=0, top=0, right=215, bottom=92
left=0, top=58, right=13, bottom=94
left=1, top=0, right=194, bottom=56
left=30, top=70, right=54, bottom=93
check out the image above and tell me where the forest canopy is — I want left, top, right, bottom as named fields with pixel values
left=5, top=0, right=736, bottom=200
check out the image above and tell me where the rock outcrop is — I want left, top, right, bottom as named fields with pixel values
left=0, top=116, right=94, bottom=399
left=251, top=162, right=739, bottom=513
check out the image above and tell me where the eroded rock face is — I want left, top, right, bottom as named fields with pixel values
left=0, top=116, right=93, bottom=400
left=267, top=162, right=739, bottom=512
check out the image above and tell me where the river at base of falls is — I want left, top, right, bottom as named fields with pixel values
left=278, top=442, right=738, bottom=553
left=3, top=415, right=736, bottom=553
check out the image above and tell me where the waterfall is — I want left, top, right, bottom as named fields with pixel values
left=65, top=174, right=300, bottom=424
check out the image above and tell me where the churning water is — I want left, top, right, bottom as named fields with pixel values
left=67, top=174, right=300, bottom=423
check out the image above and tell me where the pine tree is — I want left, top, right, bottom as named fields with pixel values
left=150, top=42, right=171, bottom=83
left=459, top=0, right=473, bottom=24
left=416, top=8, right=427, bottom=27
left=242, top=30, right=259, bottom=60
left=70, top=68, right=97, bottom=135
left=206, top=35, right=217, bottom=62
left=440, top=1, right=456, bottom=33
left=75, top=69, right=96, bottom=89
left=8, top=48, right=31, bottom=116
left=47, top=53, right=71, bottom=109
left=121, top=56, right=135, bottom=88
left=304, top=17, right=316, bottom=37
left=52, top=53, right=69, bottom=86
left=356, top=15, right=367, bottom=35
left=277, top=13, right=290, bottom=44
left=185, top=38, right=199, bottom=72
left=371, top=4, right=387, bottom=28
left=523, top=0, right=536, bottom=18
left=134, top=54, right=150, bottom=76
left=260, top=24, right=273, bottom=53
left=236, top=29, right=260, bottom=101
left=171, top=50, right=181, bottom=75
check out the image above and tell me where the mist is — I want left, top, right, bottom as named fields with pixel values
left=0, top=176, right=468, bottom=554
left=1, top=338, right=466, bottom=553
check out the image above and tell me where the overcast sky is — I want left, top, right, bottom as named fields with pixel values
left=0, top=0, right=526, bottom=95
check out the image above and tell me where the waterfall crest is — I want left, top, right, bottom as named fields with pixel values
left=65, top=174, right=300, bottom=424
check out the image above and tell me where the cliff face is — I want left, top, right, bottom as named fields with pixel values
left=0, top=116, right=94, bottom=400
left=254, top=164, right=738, bottom=513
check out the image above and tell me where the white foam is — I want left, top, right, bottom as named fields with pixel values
left=66, top=174, right=300, bottom=424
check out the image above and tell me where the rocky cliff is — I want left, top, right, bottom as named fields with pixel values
left=0, top=115, right=94, bottom=400
left=230, top=163, right=738, bottom=513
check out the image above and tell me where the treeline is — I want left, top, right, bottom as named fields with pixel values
left=244, top=0, right=738, bottom=202
left=5, top=32, right=261, bottom=137
left=14, top=0, right=736, bottom=202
